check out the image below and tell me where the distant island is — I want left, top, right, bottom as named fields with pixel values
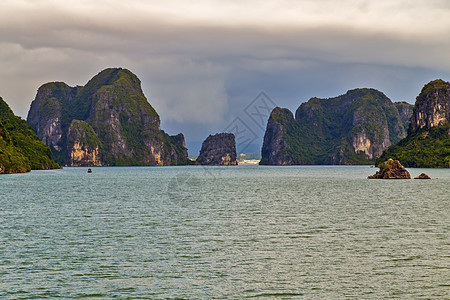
left=237, top=152, right=261, bottom=165
left=2, top=68, right=448, bottom=172
left=260, top=80, right=449, bottom=168
left=0, top=97, right=59, bottom=174
left=260, top=88, right=413, bottom=165
left=196, top=133, right=238, bottom=165
left=27, top=68, right=191, bottom=166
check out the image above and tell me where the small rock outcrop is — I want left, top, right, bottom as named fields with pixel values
left=196, top=133, right=238, bottom=165
left=368, top=158, right=411, bottom=179
left=414, top=173, right=431, bottom=179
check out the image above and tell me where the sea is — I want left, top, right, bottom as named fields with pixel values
left=1, top=165, right=449, bottom=299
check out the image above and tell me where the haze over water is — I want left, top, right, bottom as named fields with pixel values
left=1, top=166, right=449, bottom=298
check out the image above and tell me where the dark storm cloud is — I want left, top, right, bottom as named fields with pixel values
left=1, top=0, right=450, bottom=154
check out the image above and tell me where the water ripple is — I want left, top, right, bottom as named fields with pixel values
left=0, top=166, right=448, bottom=298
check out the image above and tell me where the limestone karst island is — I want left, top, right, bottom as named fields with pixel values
left=260, top=80, right=449, bottom=168
left=1, top=68, right=449, bottom=173
left=27, top=68, right=190, bottom=167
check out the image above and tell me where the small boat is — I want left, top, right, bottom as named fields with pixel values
left=87, top=168, right=92, bottom=173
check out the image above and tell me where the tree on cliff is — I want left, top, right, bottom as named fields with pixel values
left=377, top=80, right=450, bottom=168
left=0, top=97, right=59, bottom=174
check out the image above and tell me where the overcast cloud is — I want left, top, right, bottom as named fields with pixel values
left=1, top=0, right=450, bottom=154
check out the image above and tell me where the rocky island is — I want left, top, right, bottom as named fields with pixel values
left=260, top=88, right=413, bottom=165
left=1, top=97, right=59, bottom=174
left=377, top=79, right=450, bottom=167
left=196, top=133, right=238, bottom=165
left=368, top=158, right=411, bottom=179
left=27, top=68, right=190, bottom=166
left=414, top=173, right=431, bottom=179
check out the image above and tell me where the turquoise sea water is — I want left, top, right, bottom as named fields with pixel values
left=0, top=166, right=449, bottom=299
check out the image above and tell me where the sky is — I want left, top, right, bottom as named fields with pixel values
left=1, top=0, right=450, bottom=154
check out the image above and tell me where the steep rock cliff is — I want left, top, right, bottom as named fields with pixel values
left=377, top=80, right=450, bottom=167
left=66, top=120, right=102, bottom=167
left=394, top=101, right=414, bottom=132
left=196, top=133, right=238, bottom=165
left=260, top=88, right=407, bottom=165
left=27, top=68, right=189, bottom=166
left=260, top=108, right=294, bottom=165
left=27, top=82, right=75, bottom=151
left=409, top=79, right=450, bottom=132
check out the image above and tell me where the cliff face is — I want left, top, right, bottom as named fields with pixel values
left=260, top=88, right=409, bottom=165
left=260, top=108, right=293, bottom=165
left=27, top=82, right=75, bottom=151
left=66, top=120, right=102, bottom=167
left=27, top=68, right=189, bottom=166
left=394, top=102, right=414, bottom=132
left=1, top=97, right=59, bottom=174
left=377, top=80, right=450, bottom=168
left=410, top=80, right=450, bottom=132
left=196, top=133, right=238, bottom=165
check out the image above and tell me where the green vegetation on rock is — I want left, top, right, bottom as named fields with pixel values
left=377, top=123, right=450, bottom=167
left=68, top=120, right=101, bottom=150
left=261, top=88, right=408, bottom=165
left=0, top=120, right=29, bottom=173
left=377, top=79, right=450, bottom=168
left=0, top=97, right=59, bottom=173
left=27, top=68, right=189, bottom=166
left=415, top=79, right=449, bottom=106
